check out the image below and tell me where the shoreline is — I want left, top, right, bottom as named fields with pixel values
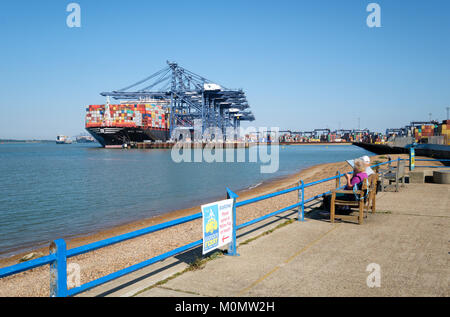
left=0, top=153, right=393, bottom=267
left=0, top=162, right=317, bottom=266
left=0, top=162, right=310, bottom=262
left=0, top=153, right=435, bottom=266
left=1, top=153, right=445, bottom=297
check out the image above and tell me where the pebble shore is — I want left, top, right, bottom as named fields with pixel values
left=0, top=154, right=441, bottom=297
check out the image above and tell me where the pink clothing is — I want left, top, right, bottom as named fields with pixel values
left=347, top=172, right=368, bottom=189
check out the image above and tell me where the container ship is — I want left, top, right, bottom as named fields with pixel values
left=85, top=101, right=170, bottom=148
left=354, top=120, right=450, bottom=160
left=56, top=135, right=72, bottom=144
left=85, top=62, right=256, bottom=147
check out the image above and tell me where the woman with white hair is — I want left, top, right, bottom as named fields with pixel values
left=344, top=159, right=368, bottom=190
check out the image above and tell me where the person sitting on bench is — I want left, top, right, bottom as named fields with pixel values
left=345, top=159, right=368, bottom=190
left=322, top=159, right=368, bottom=213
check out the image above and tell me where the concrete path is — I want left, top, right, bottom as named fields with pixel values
left=81, top=183, right=449, bottom=297
left=79, top=205, right=300, bottom=297
left=137, top=184, right=449, bottom=297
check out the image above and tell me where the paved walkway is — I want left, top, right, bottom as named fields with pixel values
left=82, top=183, right=450, bottom=297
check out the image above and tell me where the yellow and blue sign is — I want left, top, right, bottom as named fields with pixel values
left=202, top=199, right=233, bottom=254
left=202, top=204, right=219, bottom=253
left=410, top=146, right=415, bottom=171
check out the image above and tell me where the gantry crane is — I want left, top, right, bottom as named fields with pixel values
left=100, top=61, right=255, bottom=139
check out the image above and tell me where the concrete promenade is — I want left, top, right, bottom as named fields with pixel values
left=81, top=183, right=449, bottom=297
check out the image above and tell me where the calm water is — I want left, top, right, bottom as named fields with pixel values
left=0, top=143, right=373, bottom=257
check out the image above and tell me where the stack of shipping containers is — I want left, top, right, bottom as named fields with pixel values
left=411, top=122, right=450, bottom=145
left=85, top=105, right=104, bottom=127
left=85, top=104, right=169, bottom=130
left=413, top=124, right=434, bottom=142
left=437, top=120, right=450, bottom=145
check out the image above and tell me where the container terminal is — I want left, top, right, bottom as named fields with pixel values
left=83, top=61, right=449, bottom=159
left=85, top=62, right=255, bottom=148
left=84, top=62, right=385, bottom=148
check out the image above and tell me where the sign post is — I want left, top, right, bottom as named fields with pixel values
left=409, top=145, right=415, bottom=171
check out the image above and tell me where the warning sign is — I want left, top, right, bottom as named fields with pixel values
left=202, top=199, right=233, bottom=254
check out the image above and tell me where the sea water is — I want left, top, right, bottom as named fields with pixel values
left=0, top=143, right=373, bottom=257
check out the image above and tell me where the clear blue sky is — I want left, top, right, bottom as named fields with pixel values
left=0, top=0, right=449, bottom=139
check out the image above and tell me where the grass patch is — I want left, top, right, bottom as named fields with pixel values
left=187, top=251, right=223, bottom=272
left=239, top=218, right=296, bottom=246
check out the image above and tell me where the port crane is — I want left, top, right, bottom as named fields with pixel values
left=101, top=61, right=255, bottom=139
left=408, top=121, right=438, bottom=128
left=314, top=129, right=330, bottom=134
left=313, top=128, right=331, bottom=141
left=336, top=129, right=352, bottom=135
left=352, top=129, right=370, bottom=133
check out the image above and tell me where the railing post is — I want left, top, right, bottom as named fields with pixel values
left=338, top=171, right=341, bottom=188
left=300, top=180, right=305, bottom=222
left=335, top=171, right=340, bottom=189
left=226, top=188, right=239, bottom=256
left=297, top=181, right=301, bottom=221
left=49, top=239, right=68, bottom=297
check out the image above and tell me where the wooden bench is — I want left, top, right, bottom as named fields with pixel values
left=366, top=173, right=378, bottom=214
left=330, top=173, right=378, bottom=225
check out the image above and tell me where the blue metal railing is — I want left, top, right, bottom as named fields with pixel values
left=0, top=156, right=448, bottom=296
left=410, top=158, right=450, bottom=168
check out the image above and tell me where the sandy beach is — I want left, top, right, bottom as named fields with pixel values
left=0, top=153, right=444, bottom=297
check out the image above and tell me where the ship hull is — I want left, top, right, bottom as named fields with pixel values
left=353, top=142, right=450, bottom=161
left=86, top=127, right=170, bottom=148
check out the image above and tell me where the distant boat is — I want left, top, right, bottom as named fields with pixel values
left=56, top=135, right=72, bottom=144
left=75, top=135, right=96, bottom=143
